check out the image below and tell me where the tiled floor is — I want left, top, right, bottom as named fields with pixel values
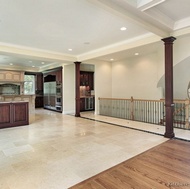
left=0, top=109, right=171, bottom=189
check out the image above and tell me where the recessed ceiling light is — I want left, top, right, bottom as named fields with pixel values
left=135, top=53, right=139, bottom=56
left=110, top=58, right=114, bottom=61
left=68, top=48, right=72, bottom=51
left=10, top=63, right=13, bottom=65
left=41, top=62, right=45, bottom=64
left=120, top=27, right=127, bottom=31
left=32, top=65, right=35, bottom=67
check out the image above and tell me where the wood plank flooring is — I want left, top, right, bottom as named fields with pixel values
left=69, top=139, right=190, bottom=189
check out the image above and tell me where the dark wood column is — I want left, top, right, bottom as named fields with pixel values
left=74, top=61, right=81, bottom=117
left=162, top=36, right=176, bottom=138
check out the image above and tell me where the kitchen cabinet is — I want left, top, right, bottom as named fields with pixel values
left=43, top=67, right=62, bottom=84
left=85, top=97, right=94, bottom=110
left=0, top=70, right=24, bottom=82
left=80, top=98, right=85, bottom=111
left=88, top=72, right=94, bottom=90
left=80, top=71, right=94, bottom=90
left=0, top=102, right=29, bottom=129
left=80, top=97, right=94, bottom=112
left=56, top=70, right=62, bottom=83
left=35, top=73, right=43, bottom=108
left=36, top=73, right=43, bottom=91
left=35, top=96, right=43, bottom=108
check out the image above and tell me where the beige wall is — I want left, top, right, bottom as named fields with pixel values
left=62, top=64, right=75, bottom=114
left=110, top=35, right=190, bottom=100
left=94, top=61, right=112, bottom=114
left=112, top=52, right=163, bottom=100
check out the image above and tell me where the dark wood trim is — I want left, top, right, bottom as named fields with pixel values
left=74, top=62, right=81, bottom=117
left=162, top=36, right=176, bottom=138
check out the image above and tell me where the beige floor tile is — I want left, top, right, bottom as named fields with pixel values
left=0, top=109, right=170, bottom=189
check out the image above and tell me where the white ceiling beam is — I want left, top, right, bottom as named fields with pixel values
left=77, top=33, right=161, bottom=61
left=0, top=43, right=77, bottom=63
left=137, top=0, right=165, bottom=11
left=88, top=0, right=171, bottom=37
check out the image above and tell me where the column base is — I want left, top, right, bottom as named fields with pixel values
left=75, top=113, right=81, bottom=117
left=164, top=132, right=175, bottom=138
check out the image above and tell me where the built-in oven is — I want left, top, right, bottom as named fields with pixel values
left=56, top=105, right=62, bottom=111
left=55, top=83, right=62, bottom=112
left=56, top=83, right=62, bottom=96
left=55, top=96, right=62, bottom=112
left=56, top=96, right=62, bottom=106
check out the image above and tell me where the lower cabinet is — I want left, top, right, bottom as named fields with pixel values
left=35, top=96, right=44, bottom=108
left=80, top=98, right=85, bottom=111
left=0, top=102, right=29, bottom=129
left=80, top=97, right=95, bottom=112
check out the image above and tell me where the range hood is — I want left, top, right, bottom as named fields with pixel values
left=0, top=83, right=21, bottom=95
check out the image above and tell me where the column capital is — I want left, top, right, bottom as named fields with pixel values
left=162, top=36, right=176, bottom=43
left=74, top=61, right=81, bottom=117
left=74, top=61, right=81, bottom=65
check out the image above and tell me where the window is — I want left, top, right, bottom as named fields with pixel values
left=24, top=75, right=35, bottom=94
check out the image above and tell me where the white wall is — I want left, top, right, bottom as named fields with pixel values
left=62, top=64, right=75, bottom=114
left=109, top=35, right=190, bottom=100
left=112, top=52, right=163, bottom=99
left=94, top=61, right=112, bottom=114
left=157, top=35, right=190, bottom=99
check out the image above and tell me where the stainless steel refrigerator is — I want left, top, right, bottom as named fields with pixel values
left=44, top=81, right=56, bottom=110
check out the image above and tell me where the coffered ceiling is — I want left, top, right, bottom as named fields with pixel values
left=0, top=0, right=190, bottom=71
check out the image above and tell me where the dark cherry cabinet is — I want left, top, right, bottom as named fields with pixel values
left=88, top=72, right=94, bottom=90
left=35, top=96, right=44, bottom=108
left=80, top=71, right=94, bottom=90
left=80, top=97, right=95, bottom=112
left=43, top=67, right=62, bottom=83
left=35, top=73, right=44, bottom=108
left=36, top=73, right=43, bottom=91
left=80, top=98, right=85, bottom=111
left=0, top=102, right=29, bottom=129
left=56, top=70, right=62, bottom=83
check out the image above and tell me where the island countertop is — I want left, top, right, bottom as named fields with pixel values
left=0, top=94, right=35, bottom=113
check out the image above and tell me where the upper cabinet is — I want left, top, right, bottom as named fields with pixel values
left=56, top=70, right=62, bottom=83
left=0, top=70, right=24, bottom=82
left=43, top=67, right=62, bottom=83
left=80, top=71, right=94, bottom=90
left=36, top=73, right=43, bottom=91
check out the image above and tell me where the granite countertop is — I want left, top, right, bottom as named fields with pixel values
left=0, top=101, right=28, bottom=104
left=0, top=94, right=36, bottom=96
left=80, top=95, right=95, bottom=98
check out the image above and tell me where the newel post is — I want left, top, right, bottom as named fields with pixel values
left=185, top=99, right=190, bottom=129
left=130, top=96, right=134, bottom=120
left=162, top=36, right=176, bottom=138
left=74, top=61, right=81, bottom=117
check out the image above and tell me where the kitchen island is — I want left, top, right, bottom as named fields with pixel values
left=0, top=101, right=29, bottom=129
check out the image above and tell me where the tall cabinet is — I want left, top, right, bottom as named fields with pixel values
left=35, top=73, right=44, bottom=108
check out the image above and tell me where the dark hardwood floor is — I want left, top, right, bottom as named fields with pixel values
left=69, top=139, right=190, bottom=189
